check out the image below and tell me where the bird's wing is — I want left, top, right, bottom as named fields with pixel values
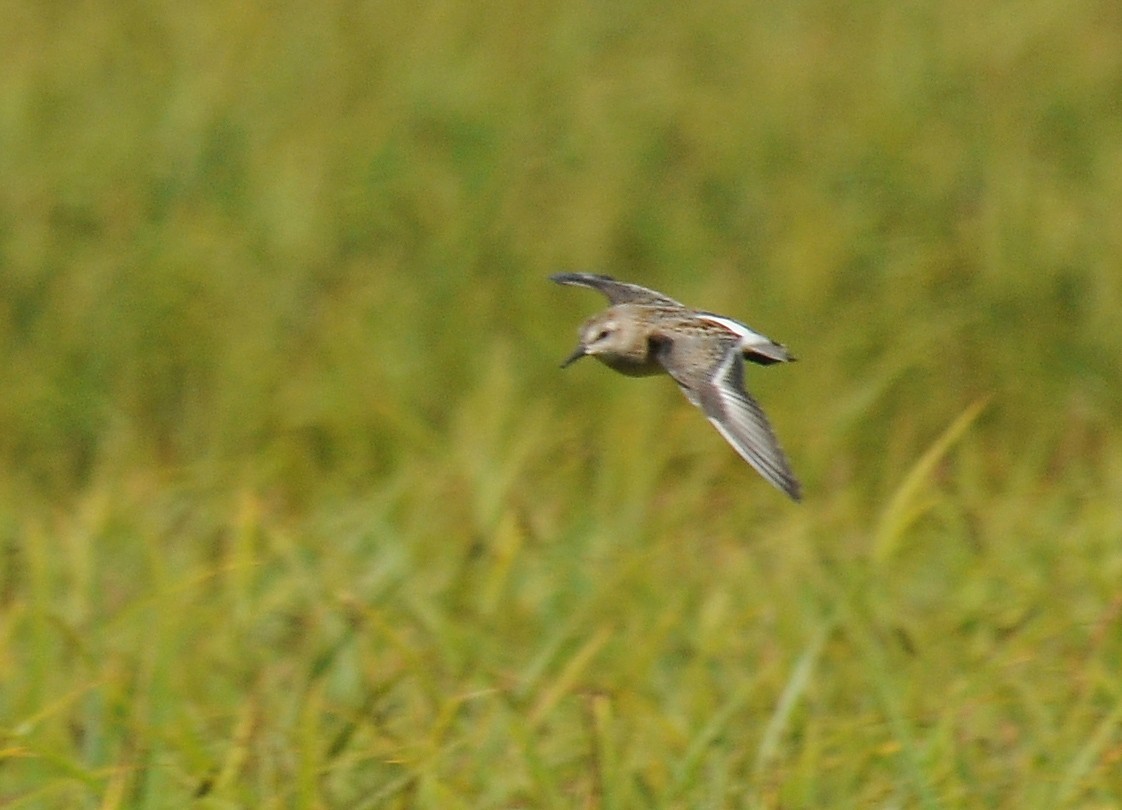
left=658, top=337, right=802, bottom=501
left=550, top=272, right=684, bottom=306
left=694, top=312, right=796, bottom=365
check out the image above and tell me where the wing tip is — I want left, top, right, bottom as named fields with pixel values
left=782, top=477, right=804, bottom=502
left=550, top=271, right=615, bottom=286
left=758, top=459, right=803, bottom=502
left=701, top=372, right=803, bottom=503
left=707, top=413, right=803, bottom=502
left=744, top=342, right=797, bottom=366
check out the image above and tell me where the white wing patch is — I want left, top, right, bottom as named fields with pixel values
left=695, top=312, right=771, bottom=347
left=695, top=312, right=793, bottom=364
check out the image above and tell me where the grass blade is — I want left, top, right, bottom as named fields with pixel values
left=873, top=397, right=990, bottom=563
left=753, top=620, right=834, bottom=779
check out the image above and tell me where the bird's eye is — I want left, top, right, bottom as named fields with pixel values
left=595, top=329, right=610, bottom=342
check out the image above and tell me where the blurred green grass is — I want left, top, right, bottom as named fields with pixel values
left=2, top=0, right=1122, bottom=806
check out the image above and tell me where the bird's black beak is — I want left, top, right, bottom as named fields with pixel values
left=560, top=345, right=587, bottom=368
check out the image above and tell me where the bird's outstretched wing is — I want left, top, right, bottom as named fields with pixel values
left=550, top=273, right=683, bottom=307
left=694, top=312, right=796, bottom=365
left=658, top=338, right=802, bottom=501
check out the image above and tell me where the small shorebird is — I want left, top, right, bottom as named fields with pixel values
left=552, top=272, right=802, bottom=501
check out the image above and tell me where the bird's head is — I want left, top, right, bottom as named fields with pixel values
left=560, top=311, right=632, bottom=367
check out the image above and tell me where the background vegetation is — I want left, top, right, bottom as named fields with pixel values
left=2, top=0, right=1121, bottom=806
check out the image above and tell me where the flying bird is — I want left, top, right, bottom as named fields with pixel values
left=552, top=272, right=801, bottom=501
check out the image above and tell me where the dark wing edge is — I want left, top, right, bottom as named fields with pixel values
left=697, top=349, right=802, bottom=501
left=550, top=272, right=683, bottom=306
left=693, top=312, right=797, bottom=365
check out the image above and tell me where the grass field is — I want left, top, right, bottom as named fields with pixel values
left=3, top=0, right=1122, bottom=806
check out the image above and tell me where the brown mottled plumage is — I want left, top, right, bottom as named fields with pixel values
left=552, top=272, right=801, bottom=501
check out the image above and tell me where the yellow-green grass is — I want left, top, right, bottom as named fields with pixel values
left=2, top=0, right=1122, bottom=806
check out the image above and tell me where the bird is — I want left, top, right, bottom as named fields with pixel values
left=551, top=272, right=802, bottom=501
